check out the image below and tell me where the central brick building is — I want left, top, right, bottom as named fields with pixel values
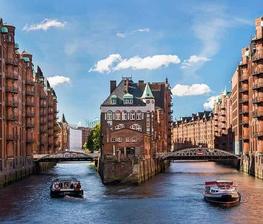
left=99, top=77, right=172, bottom=184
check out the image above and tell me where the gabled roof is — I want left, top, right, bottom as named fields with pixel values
left=101, top=79, right=146, bottom=106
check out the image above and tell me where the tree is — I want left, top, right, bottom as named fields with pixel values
left=86, top=124, right=101, bottom=152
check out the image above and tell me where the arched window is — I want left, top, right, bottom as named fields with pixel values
left=114, top=111, right=121, bottom=120
left=106, top=111, right=113, bottom=120
left=130, top=124, right=142, bottom=132
left=115, top=124, right=125, bottom=130
left=136, top=111, right=143, bottom=120
left=122, top=111, right=128, bottom=120
left=130, top=111, right=135, bottom=120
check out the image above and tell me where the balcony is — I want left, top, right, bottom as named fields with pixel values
left=253, top=81, right=263, bottom=90
left=26, top=122, right=34, bottom=128
left=26, top=90, right=34, bottom=96
left=239, top=86, right=249, bottom=93
left=25, top=80, right=35, bottom=86
left=40, top=104, right=47, bottom=108
left=240, top=109, right=249, bottom=115
left=240, top=120, right=249, bottom=126
left=26, top=112, right=35, bottom=117
left=252, top=52, right=263, bottom=62
left=253, top=131, right=263, bottom=138
left=6, top=87, right=18, bottom=94
left=240, top=97, right=249, bottom=104
left=7, top=115, right=18, bottom=121
left=252, top=97, right=263, bottom=104
left=26, top=101, right=34, bottom=106
left=26, top=138, right=34, bottom=144
left=252, top=111, right=263, bottom=118
left=252, top=68, right=263, bottom=76
left=6, top=135, right=17, bottom=141
left=6, top=73, right=19, bottom=80
left=5, top=58, right=18, bottom=66
left=7, top=101, right=18, bottom=108
left=241, top=134, right=249, bottom=140
left=240, top=73, right=249, bottom=82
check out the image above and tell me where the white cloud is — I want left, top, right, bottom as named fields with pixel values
left=90, top=54, right=180, bottom=73
left=89, top=54, right=122, bottom=73
left=116, top=32, right=126, bottom=38
left=23, top=19, right=66, bottom=31
left=47, top=76, right=70, bottom=88
left=203, top=95, right=220, bottom=110
left=181, top=55, right=210, bottom=69
left=115, top=55, right=180, bottom=71
left=172, top=84, right=211, bottom=96
left=116, top=27, right=150, bottom=38
left=135, top=28, right=150, bottom=33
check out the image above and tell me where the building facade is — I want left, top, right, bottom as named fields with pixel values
left=58, top=114, right=69, bottom=151
left=172, top=111, right=214, bottom=150
left=231, top=16, right=263, bottom=179
left=213, top=90, right=233, bottom=152
left=99, top=77, right=172, bottom=184
left=0, top=19, right=59, bottom=186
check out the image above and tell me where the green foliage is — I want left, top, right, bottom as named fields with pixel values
left=86, top=124, right=101, bottom=152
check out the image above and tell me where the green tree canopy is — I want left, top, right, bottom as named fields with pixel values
left=86, top=124, right=101, bottom=152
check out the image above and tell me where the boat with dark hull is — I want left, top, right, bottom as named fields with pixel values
left=50, top=178, right=84, bottom=198
left=204, top=180, right=241, bottom=207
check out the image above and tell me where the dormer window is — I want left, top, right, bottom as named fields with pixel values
left=111, top=95, right=117, bottom=105
left=123, top=93, right=133, bottom=105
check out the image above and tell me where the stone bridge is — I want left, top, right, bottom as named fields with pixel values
left=156, top=148, right=239, bottom=161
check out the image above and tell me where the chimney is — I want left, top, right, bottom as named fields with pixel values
left=110, top=80, right=116, bottom=93
left=138, top=80, right=144, bottom=91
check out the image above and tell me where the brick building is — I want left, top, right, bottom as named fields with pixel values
left=213, top=90, right=233, bottom=152
left=99, top=77, right=172, bottom=184
left=231, top=16, right=263, bottom=179
left=0, top=19, right=59, bottom=186
left=172, top=111, right=214, bottom=150
left=172, top=90, right=233, bottom=152
left=58, top=114, right=69, bottom=151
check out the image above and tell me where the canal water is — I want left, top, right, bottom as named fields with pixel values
left=0, top=162, right=263, bottom=224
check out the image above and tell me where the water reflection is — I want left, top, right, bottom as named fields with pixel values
left=0, top=162, right=262, bottom=224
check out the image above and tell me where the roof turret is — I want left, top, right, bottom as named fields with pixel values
left=141, top=83, right=154, bottom=99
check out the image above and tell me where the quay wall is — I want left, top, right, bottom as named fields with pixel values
left=99, top=157, right=169, bottom=185
left=0, top=159, right=56, bottom=188
left=240, top=153, right=263, bottom=180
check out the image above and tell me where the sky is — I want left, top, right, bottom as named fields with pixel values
left=0, top=0, right=262, bottom=125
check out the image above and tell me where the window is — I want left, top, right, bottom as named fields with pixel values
left=130, top=124, right=142, bottom=132
left=130, top=111, right=135, bottom=120
left=115, top=124, right=125, bottom=130
left=126, top=137, right=130, bottom=142
left=111, top=98, right=117, bottom=104
left=122, top=111, right=128, bottom=120
left=131, top=137, right=137, bottom=142
left=114, top=111, right=121, bottom=120
left=136, top=111, right=143, bottom=120
left=124, top=98, right=133, bottom=105
left=112, top=137, right=122, bottom=142
left=106, top=111, right=113, bottom=120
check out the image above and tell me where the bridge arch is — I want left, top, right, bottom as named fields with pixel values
left=35, top=151, right=98, bottom=162
left=156, top=148, right=239, bottom=161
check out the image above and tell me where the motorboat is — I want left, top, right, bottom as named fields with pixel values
left=203, top=180, right=241, bottom=207
left=50, top=177, right=84, bottom=198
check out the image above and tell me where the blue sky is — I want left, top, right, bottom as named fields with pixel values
left=0, top=0, right=262, bottom=125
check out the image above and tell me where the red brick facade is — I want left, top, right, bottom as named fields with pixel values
left=232, top=16, right=263, bottom=178
left=0, top=19, right=59, bottom=177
